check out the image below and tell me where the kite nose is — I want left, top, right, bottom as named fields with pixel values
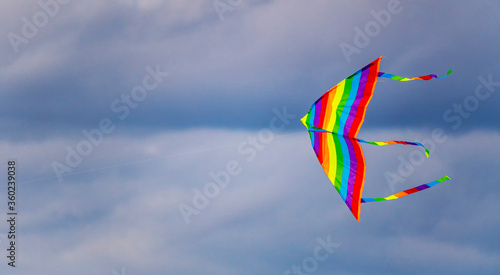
left=300, top=114, right=308, bottom=128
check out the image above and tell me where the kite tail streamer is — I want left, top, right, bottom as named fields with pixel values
left=378, top=69, right=452, bottom=81
left=356, top=138, right=430, bottom=157
left=361, top=176, right=450, bottom=203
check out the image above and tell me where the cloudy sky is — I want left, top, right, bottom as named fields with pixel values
left=1, top=1, right=499, bottom=274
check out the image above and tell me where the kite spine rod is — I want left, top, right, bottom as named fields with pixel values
left=307, top=130, right=430, bottom=157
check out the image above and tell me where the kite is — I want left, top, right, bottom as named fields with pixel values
left=301, top=56, right=452, bottom=221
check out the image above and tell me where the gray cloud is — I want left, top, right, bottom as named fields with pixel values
left=1, top=1, right=499, bottom=141
left=0, top=128, right=497, bottom=274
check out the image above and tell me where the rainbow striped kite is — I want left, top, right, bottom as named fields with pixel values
left=301, top=56, right=452, bottom=221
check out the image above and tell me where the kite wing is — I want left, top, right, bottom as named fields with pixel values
left=308, top=131, right=367, bottom=220
left=301, top=57, right=381, bottom=137
left=302, top=56, right=452, bottom=221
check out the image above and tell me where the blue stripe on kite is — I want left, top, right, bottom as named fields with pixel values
left=337, top=71, right=361, bottom=136
left=309, top=104, right=316, bottom=126
left=378, top=72, right=392, bottom=78
left=427, top=180, right=440, bottom=187
left=356, top=138, right=366, bottom=143
left=345, top=71, right=362, bottom=133
left=338, top=135, right=351, bottom=201
left=309, top=131, right=314, bottom=150
left=311, top=131, right=319, bottom=156
left=346, top=68, right=369, bottom=134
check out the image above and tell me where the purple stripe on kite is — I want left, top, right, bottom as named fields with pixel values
left=313, top=101, right=321, bottom=127
left=312, top=132, right=320, bottom=156
left=415, top=184, right=430, bottom=191
left=344, top=67, right=369, bottom=135
left=345, top=137, right=357, bottom=209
